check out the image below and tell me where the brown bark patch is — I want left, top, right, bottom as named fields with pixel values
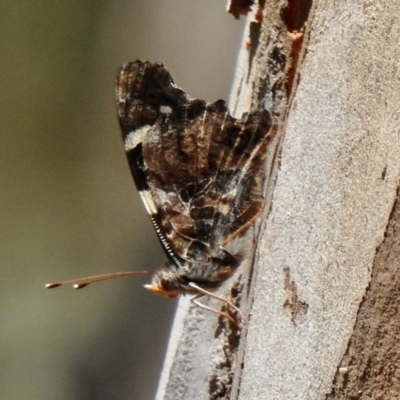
left=327, top=187, right=400, bottom=399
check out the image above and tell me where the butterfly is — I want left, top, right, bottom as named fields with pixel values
left=47, top=61, right=274, bottom=325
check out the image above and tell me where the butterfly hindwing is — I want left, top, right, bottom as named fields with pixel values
left=116, top=61, right=273, bottom=265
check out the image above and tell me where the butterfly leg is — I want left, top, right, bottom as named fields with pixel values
left=188, top=282, right=243, bottom=327
left=190, top=295, right=240, bottom=328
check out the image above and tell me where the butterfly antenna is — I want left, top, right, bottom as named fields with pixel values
left=46, top=271, right=152, bottom=289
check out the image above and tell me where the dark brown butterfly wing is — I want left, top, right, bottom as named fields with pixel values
left=116, top=61, right=273, bottom=265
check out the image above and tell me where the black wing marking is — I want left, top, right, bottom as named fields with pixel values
left=116, top=61, right=273, bottom=264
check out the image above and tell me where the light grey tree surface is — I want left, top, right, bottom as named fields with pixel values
left=156, top=1, right=400, bottom=399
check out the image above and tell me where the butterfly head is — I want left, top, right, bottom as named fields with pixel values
left=144, top=268, right=182, bottom=298
left=144, top=254, right=239, bottom=298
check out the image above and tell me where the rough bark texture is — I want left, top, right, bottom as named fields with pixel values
left=326, top=187, right=400, bottom=399
left=156, top=1, right=400, bottom=399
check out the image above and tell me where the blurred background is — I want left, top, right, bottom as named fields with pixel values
left=0, top=1, right=245, bottom=399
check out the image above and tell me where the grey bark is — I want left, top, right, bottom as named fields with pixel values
left=155, top=1, right=400, bottom=399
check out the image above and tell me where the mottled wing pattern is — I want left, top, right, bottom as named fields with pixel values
left=116, top=61, right=273, bottom=266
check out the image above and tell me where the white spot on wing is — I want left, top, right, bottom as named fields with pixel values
left=124, top=125, right=151, bottom=151
left=139, top=189, right=158, bottom=215
left=159, top=105, right=172, bottom=114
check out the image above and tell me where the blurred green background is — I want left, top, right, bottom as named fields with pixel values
left=0, top=0, right=244, bottom=399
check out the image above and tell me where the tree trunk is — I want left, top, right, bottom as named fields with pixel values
left=155, top=1, right=400, bottom=399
